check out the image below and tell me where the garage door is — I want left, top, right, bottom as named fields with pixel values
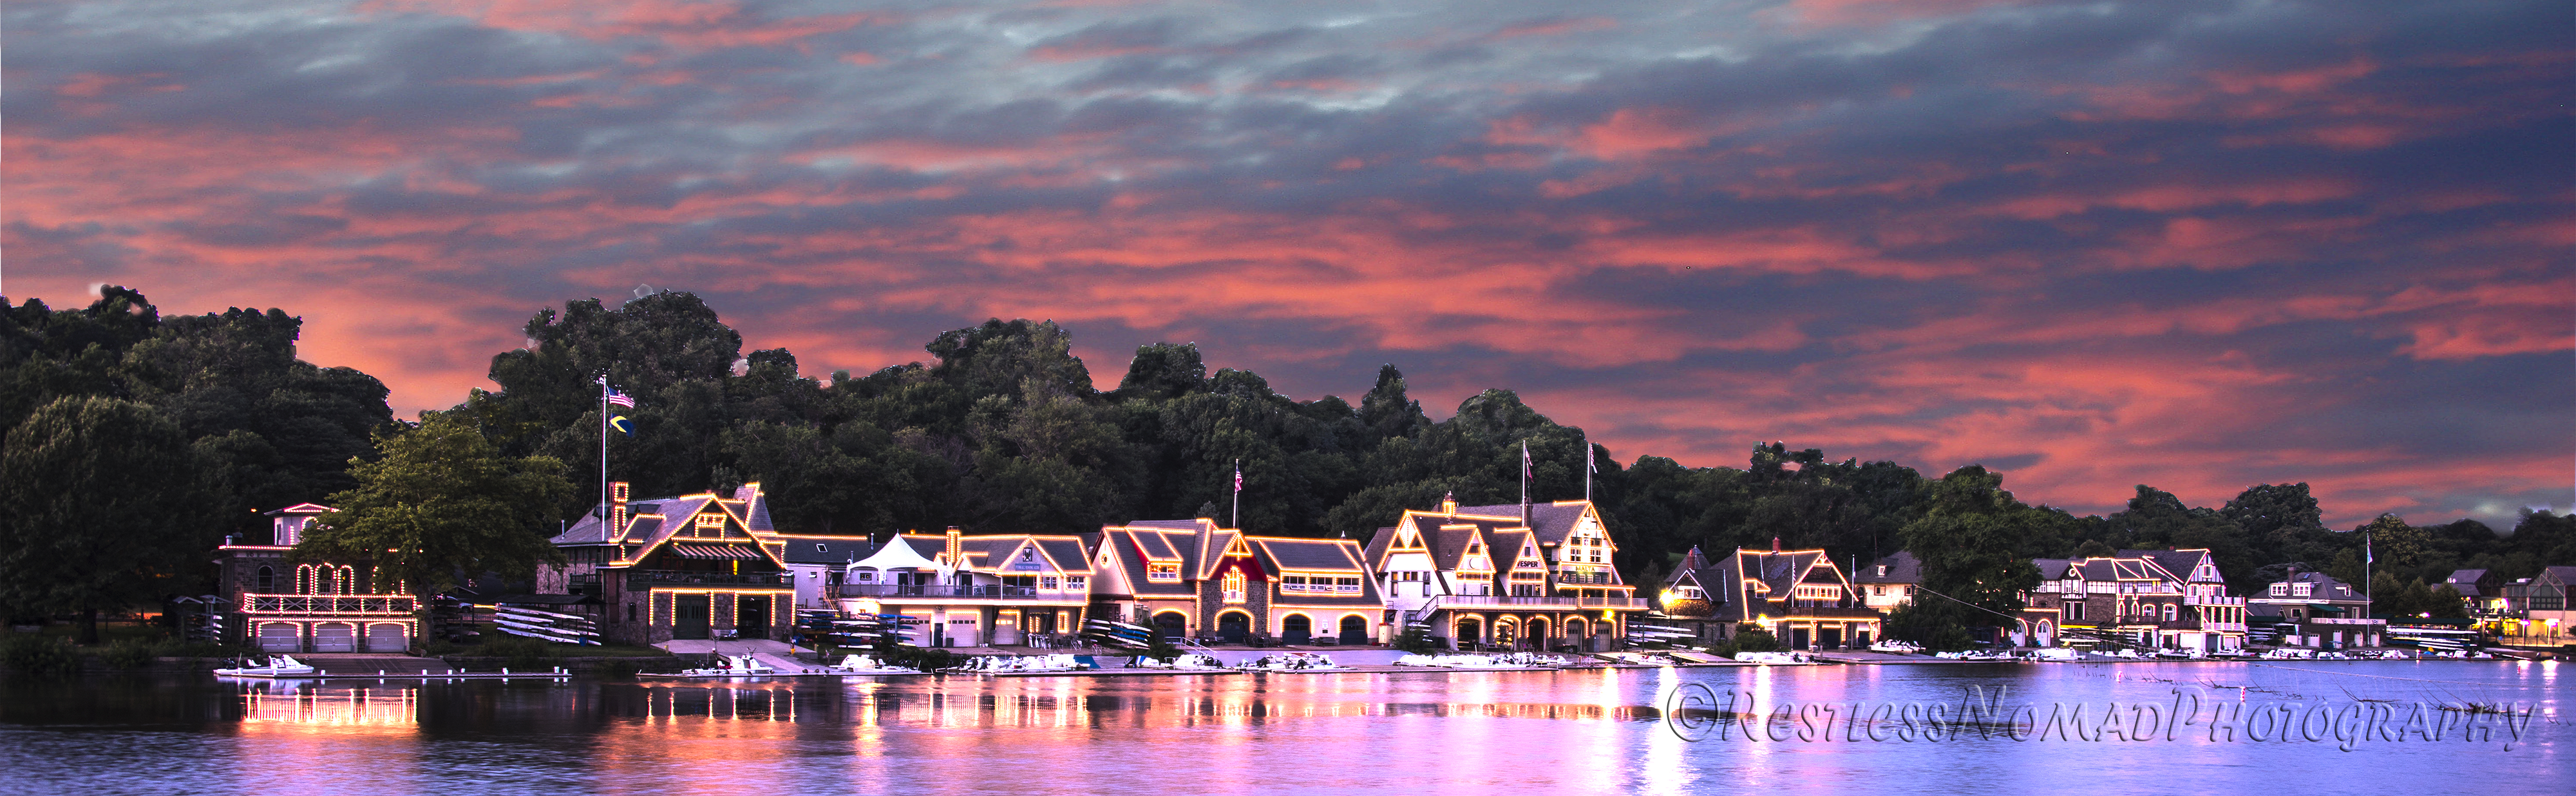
left=259, top=623, right=303, bottom=652
left=367, top=623, right=408, bottom=653
left=313, top=623, right=355, bottom=652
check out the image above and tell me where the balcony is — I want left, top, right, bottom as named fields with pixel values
left=625, top=570, right=793, bottom=588
left=1433, top=595, right=1649, bottom=611
left=2186, top=594, right=2246, bottom=607
left=1555, top=571, right=1619, bottom=585
left=242, top=594, right=417, bottom=616
left=837, top=583, right=1086, bottom=602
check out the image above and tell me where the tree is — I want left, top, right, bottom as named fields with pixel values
left=0, top=396, right=212, bottom=643
left=1897, top=466, right=2045, bottom=642
left=298, top=412, right=573, bottom=605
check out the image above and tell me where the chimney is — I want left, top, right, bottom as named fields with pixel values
left=1439, top=491, right=1458, bottom=514
left=944, top=526, right=963, bottom=567
left=610, top=482, right=630, bottom=538
left=1772, top=536, right=1782, bottom=553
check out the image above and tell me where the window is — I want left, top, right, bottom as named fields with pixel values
left=1041, top=576, right=1059, bottom=590
left=1222, top=573, right=1247, bottom=603
left=815, top=544, right=828, bottom=553
left=256, top=566, right=274, bottom=592
left=696, top=514, right=724, bottom=536
left=1066, top=576, right=1086, bottom=591
left=2163, top=604, right=2178, bottom=621
left=1147, top=563, right=1180, bottom=582
left=1334, top=577, right=1360, bottom=592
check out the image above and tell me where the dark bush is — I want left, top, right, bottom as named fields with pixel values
left=0, top=635, right=80, bottom=678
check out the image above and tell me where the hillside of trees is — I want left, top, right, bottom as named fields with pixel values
left=4, top=287, right=2570, bottom=630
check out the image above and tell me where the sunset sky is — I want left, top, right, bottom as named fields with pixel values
left=5, top=0, right=2568, bottom=529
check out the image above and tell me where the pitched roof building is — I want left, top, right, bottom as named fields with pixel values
left=2023, top=549, right=2246, bottom=652
left=1657, top=542, right=1880, bottom=650
left=1093, top=518, right=1381, bottom=645
left=548, top=481, right=795, bottom=645
left=1361, top=496, right=1645, bottom=651
left=835, top=527, right=1095, bottom=647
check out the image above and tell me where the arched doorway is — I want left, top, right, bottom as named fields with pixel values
left=1282, top=614, right=1312, bottom=645
left=1217, top=611, right=1251, bottom=643
left=1455, top=618, right=1483, bottom=650
left=1153, top=611, right=1189, bottom=642
left=1564, top=618, right=1589, bottom=652
left=1338, top=615, right=1369, bottom=645
left=1524, top=617, right=1550, bottom=651
left=1493, top=618, right=1519, bottom=648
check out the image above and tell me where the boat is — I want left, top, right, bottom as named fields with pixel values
left=1236, top=652, right=1347, bottom=672
left=822, top=654, right=923, bottom=675
left=1134, top=654, right=1227, bottom=670
left=951, top=654, right=1092, bottom=675
left=1932, top=650, right=2015, bottom=662
left=1733, top=651, right=1817, bottom=665
left=639, top=654, right=779, bottom=679
left=214, top=655, right=319, bottom=678
left=1391, top=653, right=1564, bottom=670
left=1867, top=640, right=1923, bottom=654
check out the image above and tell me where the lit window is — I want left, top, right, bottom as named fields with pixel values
left=1147, top=563, right=1180, bottom=582
left=1066, top=576, right=1086, bottom=591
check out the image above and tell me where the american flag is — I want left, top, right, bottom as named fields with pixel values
left=605, top=386, right=636, bottom=408
left=1233, top=464, right=1243, bottom=493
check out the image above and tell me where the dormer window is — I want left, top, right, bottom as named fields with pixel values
left=1147, top=563, right=1180, bottom=582
left=695, top=513, right=725, bottom=536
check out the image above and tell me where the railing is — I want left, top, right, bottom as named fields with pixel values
left=2185, top=594, right=2246, bottom=607
left=838, top=583, right=1083, bottom=600
left=1432, top=596, right=1649, bottom=610
left=1278, top=584, right=1366, bottom=596
left=626, top=570, right=793, bottom=588
left=242, top=594, right=417, bottom=616
left=1555, top=572, right=1618, bottom=585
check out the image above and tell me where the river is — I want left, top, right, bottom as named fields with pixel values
left=1, top=660, right=2563, bottom=795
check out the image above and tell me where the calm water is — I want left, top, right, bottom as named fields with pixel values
left=1, top=661, right=2565, bottom=795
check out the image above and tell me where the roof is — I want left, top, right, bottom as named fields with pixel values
left=1251, top=537, right=1368, bottom=571
left=2120, top=549, right=2213, bottom=582
left=1454, top=500, right=1596, bottom=545
left=1853, top=551, right=1920, bottom=584
left=2032, top=558, right=2074, bottom=580
left=779, top=536, right=875, bottom=565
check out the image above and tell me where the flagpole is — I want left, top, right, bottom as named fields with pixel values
left=1231, top=459, right=1241, bottom=529
left=1520, top=441, right=1529, bottom=508
left=1583, top=433, right=1593, bottom=503
left=598, top=374, right=609, bottom=523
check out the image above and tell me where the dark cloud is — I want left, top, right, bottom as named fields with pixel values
left=3, top=0, right=2565, bottom=525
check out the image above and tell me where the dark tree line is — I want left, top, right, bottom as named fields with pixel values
left=3, top=287, right=2569, bottom=636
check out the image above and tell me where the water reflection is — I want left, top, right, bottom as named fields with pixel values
left=1, top=662, right=2561, bottom=795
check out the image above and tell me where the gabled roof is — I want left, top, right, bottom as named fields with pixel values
left=1852, top=551, right=1920, bottom=584
left=2120, top=549, right=2214, bottom=583
left=1454, top=500, right=1599, bottom=545
left=264, top=503, right=336, bottom=516
left=1250, top=537, right=1368, bottom=572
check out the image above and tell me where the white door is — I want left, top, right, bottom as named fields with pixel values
left=259, top=623, right=303, bottom=652
left=367, top=623, right=408, bottom=653
left=313, top=623, right=355, bottom=652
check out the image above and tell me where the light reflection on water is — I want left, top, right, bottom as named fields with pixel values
left=0, top=661, right=2562, bottom=795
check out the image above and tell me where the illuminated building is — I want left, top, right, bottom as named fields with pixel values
left=1851, top=551, right=1920, bottom=613
left=837, top=528, right=1094, bottom=647
left=1656, top=540, right=1879, bottom=650
left=214, top=503, right=419, bottom=653
left=1093, top=518, right=1381, bottom=645
left=548, top=482, right=795, bottom=644
left=2244, top=567, right=2377, bottom=649
left=1363, top=497, right=1646, bottom=652
left=2025, top=550, right=2246, bottom=652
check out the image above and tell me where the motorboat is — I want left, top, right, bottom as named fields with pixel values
left=1236, top=652, right=1347, bottom=672
left=1867, top=640, right=1924, bottom=654
left=1734, top=651, right=1817, bottom=665
left=214, top=655, right=319, bottom=678
left=1931, top=650, right=2014, bottom=662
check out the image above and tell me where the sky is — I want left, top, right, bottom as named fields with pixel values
left=4, top=0, right=2569, bottom=530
